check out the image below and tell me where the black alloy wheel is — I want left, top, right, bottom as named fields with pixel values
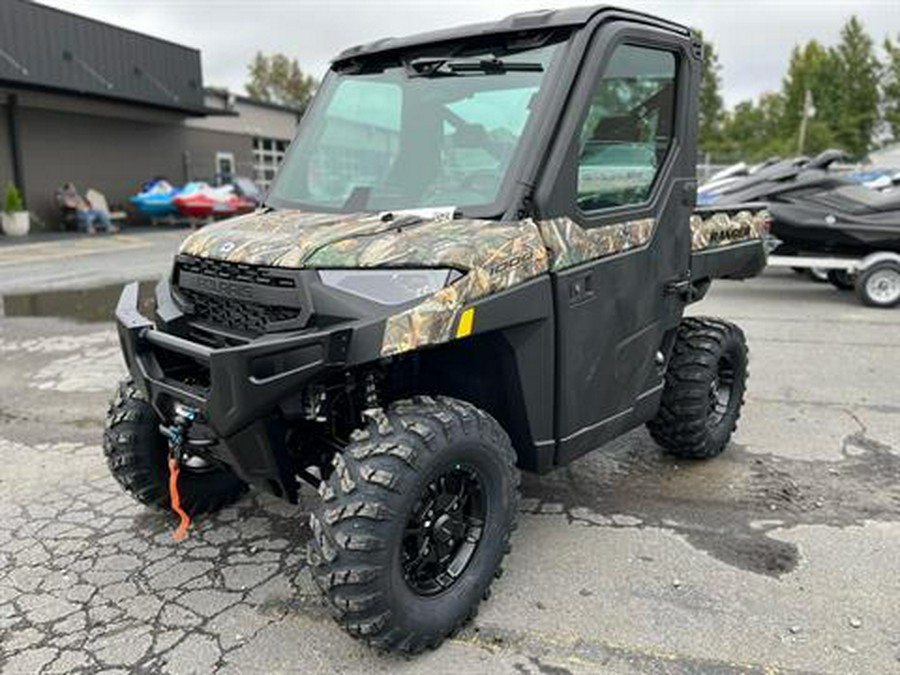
left=402, top=465, right=487, bottom=596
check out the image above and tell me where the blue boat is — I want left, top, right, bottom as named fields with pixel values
left=130, top=180, right=181, bottom=218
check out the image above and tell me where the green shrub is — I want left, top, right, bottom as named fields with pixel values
left=4, top=183, right=24, bottom=213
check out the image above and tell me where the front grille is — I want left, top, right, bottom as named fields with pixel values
left=177, top=255, right=297, bottom=288
left=179, top=288, right=302, bottom=335
left=175, top=255, right=306, bottom=335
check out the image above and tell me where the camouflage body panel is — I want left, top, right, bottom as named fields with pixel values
left=537, top=210, right=768, bottom=271
left=179, top=210, right=398, bottom=267
left=178, top=207, right=765, bottom=358
left=359, top=218, right=549, bottom=355
left=178, top=209, right=548, bottom=356
left=690, top=209, right=770, bottom=251
left=538, top=217, right=655, bottom=271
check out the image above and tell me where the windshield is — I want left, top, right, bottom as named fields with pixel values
left=267, top=38, right=565, bottom=215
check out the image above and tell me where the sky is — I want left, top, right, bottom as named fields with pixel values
left=40, top=0, right=900, bottom=108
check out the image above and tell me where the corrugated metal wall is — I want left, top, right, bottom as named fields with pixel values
left=0, top=0, right=204, bottom=112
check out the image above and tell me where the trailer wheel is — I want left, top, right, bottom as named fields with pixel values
left=648, top=317, right=748, bottom=459
left=856, top=261, right=900, bottom=308
left=827, top=269, right=855, bottom=291
left=103, top=378, right=247, bottom=515
left=807, top=267, right=829, bottom=283
left=308, top=396, right=519, bottom=654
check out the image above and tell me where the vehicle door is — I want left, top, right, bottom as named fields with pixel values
left=534, top=23, right=699, bottom=463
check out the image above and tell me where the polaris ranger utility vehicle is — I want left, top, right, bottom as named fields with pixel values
left=107, top=5, right=768, bottom=653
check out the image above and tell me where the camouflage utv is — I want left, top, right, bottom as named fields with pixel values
left=107, top=5, right=768, bottom=653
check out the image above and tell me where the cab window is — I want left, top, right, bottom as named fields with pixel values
left=577, top=44, right=676, bottom=211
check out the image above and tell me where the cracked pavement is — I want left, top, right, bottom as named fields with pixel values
left=1, top=267, right=899, bottom=674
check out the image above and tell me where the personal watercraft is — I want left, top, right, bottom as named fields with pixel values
left=766, top=182, right=900, bottom=255
left=172, top=182, right=256, bottom=219
left=708, top=150, right=900, bottom=256
left=130, top=179, right=180, bottom=218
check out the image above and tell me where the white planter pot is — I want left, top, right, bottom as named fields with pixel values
left=1, top=211, right=30, bottom=237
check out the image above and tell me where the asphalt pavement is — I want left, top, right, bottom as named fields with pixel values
left=1, top=231, right=899, bottom=674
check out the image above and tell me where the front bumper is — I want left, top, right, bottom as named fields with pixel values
left=115, top=280, right=361, bottom=500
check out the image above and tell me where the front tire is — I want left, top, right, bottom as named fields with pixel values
left=308, top=396, right=519, bottom=654
left=648, top=318, right=748, bottom=459
left=103, top=378, right=247, bottom=515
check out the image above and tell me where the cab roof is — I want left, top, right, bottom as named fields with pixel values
left=333, top=5, right=690, bottom=66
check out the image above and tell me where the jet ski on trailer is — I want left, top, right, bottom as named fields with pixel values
left=708, top=149, right=900, bottom=307
left=709, top=150, right=900, bottom=256
left=767, top=182, right=900, bottom=256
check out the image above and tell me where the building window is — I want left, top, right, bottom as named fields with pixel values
left=253, top=138, right=289, bottom=190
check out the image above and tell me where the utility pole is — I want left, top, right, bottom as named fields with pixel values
left=797, top=89, right=815, bottom=155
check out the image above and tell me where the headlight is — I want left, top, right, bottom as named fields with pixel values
left=318, top=269, right=462, bottom=305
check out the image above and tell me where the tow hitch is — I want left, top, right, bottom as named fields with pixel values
left=159, top=403, right=199, bottom=541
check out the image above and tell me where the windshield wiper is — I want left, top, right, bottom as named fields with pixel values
left=405, top=57, right=543, bottom=78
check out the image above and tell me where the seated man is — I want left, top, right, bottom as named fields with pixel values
left=60, top=183, right=119, bottom=234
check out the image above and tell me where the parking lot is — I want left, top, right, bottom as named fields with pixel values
left=1, top=236, right=899, bottom=674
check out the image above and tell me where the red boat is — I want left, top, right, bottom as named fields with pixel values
left=173, top=182, right=255, bottom=219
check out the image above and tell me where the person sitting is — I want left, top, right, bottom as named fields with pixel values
left=60, top=183, right=119, bottom=234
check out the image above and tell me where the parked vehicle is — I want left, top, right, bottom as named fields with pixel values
left=859, top=170, right=900, bottom=191
left=767, top=182, right=900, bottom=257
left=699, top=156, right=806, bottom=205
left=130, top=179, right=180, bottom=218
left=225, top=176, right=264, bottom=206
left=106, top=5, right=769, bottom=653
left=697, top=157, right=783, bottom=205
left=709, top=151, right=900, bottom=306
left=172, top=182, right=256, bottom=219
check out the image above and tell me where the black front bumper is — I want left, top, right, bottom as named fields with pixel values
left=115, top=280, right=359, bottom=501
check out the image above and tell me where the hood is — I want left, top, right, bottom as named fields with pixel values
left=178, top=209, right=549, bottom=278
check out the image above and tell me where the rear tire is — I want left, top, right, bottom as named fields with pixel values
left=308, top=396, right=519, bottom=654
left=855, top=261, right=900, bottom=308
left=648, top=318, right=748, bottom=459
left=827, top=269, right=855, bottom=291
left=103, top=378, right=247, bottom=515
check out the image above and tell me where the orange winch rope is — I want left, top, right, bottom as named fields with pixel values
left=168, top=455, right=192, bottom=541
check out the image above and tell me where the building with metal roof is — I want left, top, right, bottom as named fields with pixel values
left=0, top=1, right=302, bottom=230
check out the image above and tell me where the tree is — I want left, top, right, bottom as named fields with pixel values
left=717, top=93, right=790, bottom=161
left=245, top=52, right=318, bottom=112
left=780, top=41, right=839, bottom=152
left=832, top=17, right=880, bottom=158
left=696, top=30, right=725, bottom=153
left=884, top=36, right=900, bottom=141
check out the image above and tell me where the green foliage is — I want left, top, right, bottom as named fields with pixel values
left=705, top=15, right=886, bottom=163
left=832, top=16, right=881, bottom=158
left=245, top=52, right=318, bottom=112
left=883, top=36, right=900, bottom=141
left=695, top=30, right=725, bottom=153
left=780, top=40, right=841, bottom=153
left=4, top=183, right=24, bottom=213
left=705, top=94, right=791, bottom=162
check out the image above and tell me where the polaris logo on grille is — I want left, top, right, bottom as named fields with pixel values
left=192, top=275, right=255, bottom=300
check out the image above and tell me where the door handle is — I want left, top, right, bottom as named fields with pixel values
left=664, top=275, right=693, bottom=300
